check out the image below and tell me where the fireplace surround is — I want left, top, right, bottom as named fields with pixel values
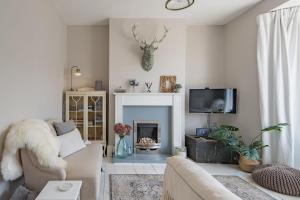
left=114, top=93, right=184, bottom=155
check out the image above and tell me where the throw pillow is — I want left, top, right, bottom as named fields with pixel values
left=26, top=191, right=38, bottom=200
left=58, top=129, right=86, bottom=158
left=9, top=186, right=29, bottom=200
left=53, top=120, right=76, bottom=136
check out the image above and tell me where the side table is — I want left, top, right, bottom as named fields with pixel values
left=36, top=180, right=82, bottom=200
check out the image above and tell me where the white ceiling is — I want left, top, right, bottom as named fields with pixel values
left=52, top=0, right=263, bottom=26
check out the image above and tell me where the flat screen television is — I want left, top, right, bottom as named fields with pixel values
left=189, top=89, right=237, bottom=113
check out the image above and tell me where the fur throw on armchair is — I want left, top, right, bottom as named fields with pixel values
left=1, top=119, right=67, bottom=181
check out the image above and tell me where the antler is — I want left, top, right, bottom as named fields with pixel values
left=150, top=26, right=169, bottom=46
left=132, top=24, right=147, bottom=47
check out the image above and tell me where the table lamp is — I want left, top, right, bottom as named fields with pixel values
left=70, top=66, right=82, bottom=91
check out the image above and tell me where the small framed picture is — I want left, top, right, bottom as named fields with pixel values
left=160, top=75, right=176, bottom=93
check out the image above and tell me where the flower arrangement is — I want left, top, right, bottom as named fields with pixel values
left=114, top=123, right=132, bottom=137
left=129, top=79, right=139, bottom=87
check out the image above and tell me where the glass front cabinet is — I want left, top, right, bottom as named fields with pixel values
left=65, top=91, right=106, bottom=145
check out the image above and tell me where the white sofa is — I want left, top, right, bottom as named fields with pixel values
left=162, top=156, right=241, bottom=200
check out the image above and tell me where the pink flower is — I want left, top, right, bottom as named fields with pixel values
left=125, top=124, right=132, bottom=135
left=114, top=123, right=132, bottom=137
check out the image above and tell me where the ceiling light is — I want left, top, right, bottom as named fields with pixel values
left=165, top=0, right=195, bottom=11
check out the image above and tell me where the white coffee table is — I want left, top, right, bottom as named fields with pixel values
left=36, top=180, right=82, bottom=200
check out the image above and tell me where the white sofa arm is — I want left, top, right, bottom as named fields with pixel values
left=162, top=156, right=241, bottom=200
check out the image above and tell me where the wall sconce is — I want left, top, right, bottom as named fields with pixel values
left=71, top=65, right=82, bottom=91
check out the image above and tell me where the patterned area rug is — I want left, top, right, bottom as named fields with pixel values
left=110, top=174, right=163, bottom=200
left=214, top=175, right=276, bottom=200
left=110, top=174, right=276, bottom=200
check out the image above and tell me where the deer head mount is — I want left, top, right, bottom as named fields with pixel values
left=132, top=24, right=169, bottom=72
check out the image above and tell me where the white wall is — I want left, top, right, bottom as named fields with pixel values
left=67, top=22, right=226, bottom=144
left=224, top=0, right=289, bottom=143
left=66, top=26, right=109, bottom=91
left=109, top=19, right=186, bottom=145
left=185, top=26, right=226, bottom=134
left=0, top=0, right=66, bottom=198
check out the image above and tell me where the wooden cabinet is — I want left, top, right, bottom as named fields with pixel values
left=185, top=135, right=238, bottom=164
left=65, top=91, right=106, bottom=144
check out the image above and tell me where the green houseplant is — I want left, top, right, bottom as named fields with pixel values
left=174, top=83, right=182, bottom=93
left=209, top=123, right=287, bottom=172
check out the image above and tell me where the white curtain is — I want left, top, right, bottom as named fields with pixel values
left=257, top=7, right=300, bottom=167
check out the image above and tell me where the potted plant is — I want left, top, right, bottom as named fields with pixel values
left=209, top=123, right=287, bottom=172
left=174, top=83, right=182, bottom=93
left=129, top=79, right=139, bottom=92
left=114, top=123, right=132, bottom=159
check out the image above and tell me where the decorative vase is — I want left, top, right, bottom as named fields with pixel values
left=239, top=156, right=260, bottom=173
left=116, top=136, right=128, bottom=159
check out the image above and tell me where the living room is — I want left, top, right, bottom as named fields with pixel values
left=0, top=0, right=300, bottom=199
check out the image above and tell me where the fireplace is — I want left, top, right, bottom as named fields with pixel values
left=114, top=93, right=184, bottom=157
left=134, top=120, right=161, bottom=153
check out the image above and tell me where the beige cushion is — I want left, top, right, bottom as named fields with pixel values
left=65, top=143, right=103, bottom=200
left=58, top=129, right=86, bottom=158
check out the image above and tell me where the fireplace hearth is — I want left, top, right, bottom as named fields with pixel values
left=134, top=120, right=161, bottom=153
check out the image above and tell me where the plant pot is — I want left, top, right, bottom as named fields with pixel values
left=238, top=156, right=260, bottom=173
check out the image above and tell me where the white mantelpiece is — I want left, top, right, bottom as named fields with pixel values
left=114, top=93, right=184, bottom=154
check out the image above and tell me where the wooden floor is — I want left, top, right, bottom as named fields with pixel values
left=100, top=157, right=299, bottom=200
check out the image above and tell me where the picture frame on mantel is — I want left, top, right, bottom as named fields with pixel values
left=160, top=75, right=176, bottom=93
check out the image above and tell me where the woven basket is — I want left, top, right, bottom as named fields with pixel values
left=238, top=156, right=260, bottom=173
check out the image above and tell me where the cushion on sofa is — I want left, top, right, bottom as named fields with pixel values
left=58, top=129, right=86, bottom=158
left=53, top=120, right=76, bottom=136
left=65, top=143, right=103, bottom=200
left=9, top=185, right=38, bottom=200
left=53, top=120, right=76, bottom=135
